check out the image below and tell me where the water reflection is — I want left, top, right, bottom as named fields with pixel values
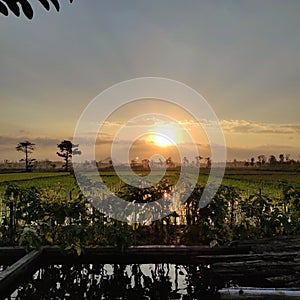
left=8, top=263, right=220, bottom=299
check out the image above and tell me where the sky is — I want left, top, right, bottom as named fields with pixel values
left=1, top=0, right=300, bottom=163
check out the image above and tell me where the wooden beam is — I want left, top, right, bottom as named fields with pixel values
left=219, top=287, right=300, bottom=299
left=0, top=250, right=41, bottom=297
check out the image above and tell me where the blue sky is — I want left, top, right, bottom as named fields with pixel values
left=1, top=0, right=300, bottom=161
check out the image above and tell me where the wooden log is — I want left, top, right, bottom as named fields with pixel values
left=266, top=274, right=300, bottom=285
left=229, top=235, right=300, bottom=253
left=219, top=287, right=300, bottom=299
left=195, top=251, right=300, bottom=263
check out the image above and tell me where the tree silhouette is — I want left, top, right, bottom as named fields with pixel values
left=56, top=140, right=81, bottom=172
left=279, top=154, right=285, bottom=163
left=205, top=157, right=211, bottom=168
left=182, top=156, right=189, bottom=166
left=195, top=155, right=203, bottom=167
left=269, top=155, right=277, bottom=165
left=0, top=0, right=73, bottom=20
left=257, top=155, right=266, bottom=166
left=16, top=141, right=36, bottom=172
left=166, top=157, right=174, bottom=168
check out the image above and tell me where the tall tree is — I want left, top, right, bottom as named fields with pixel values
left=56, top=140, right=81, bottom=172
left=16, top=141, right=36, bottom=172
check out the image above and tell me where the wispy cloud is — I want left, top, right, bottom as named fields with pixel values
left=0, top=136, right=64, bottom=146
left=97, top=121, right=124, bottom=127
left=221, top=120, right=300, bottom=135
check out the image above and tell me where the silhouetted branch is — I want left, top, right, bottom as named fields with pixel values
left=0, top=0, right=73, bottom=19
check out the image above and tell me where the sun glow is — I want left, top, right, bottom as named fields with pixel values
left=147, top=122, right=180, bottom=147
left=153, top=135, right=175, bottom=147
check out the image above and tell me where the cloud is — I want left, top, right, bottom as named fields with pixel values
left=97, top=121, right=124, bottom=127
left=221, top=120, right=300, bottom=135
left=1, top=118, right=300, bottom=162
left=0, top=136, right=63, bottom=146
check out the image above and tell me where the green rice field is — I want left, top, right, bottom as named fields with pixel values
left=0, top=168, right=299, bottom=200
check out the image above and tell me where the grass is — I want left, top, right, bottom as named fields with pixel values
left=0, top=172, right=76, bottom=196
left=0, top=172, right=70, bottom=183
left=0, top=168, right=298, bottom=200
left=221, top=168, right=300, bottom=198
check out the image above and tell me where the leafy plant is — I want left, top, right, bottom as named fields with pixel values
left=104, top=221, right=133, bottom=251
left=2, top=176, right=300, bottom=251
left=18, top=226, right=42, bottom=252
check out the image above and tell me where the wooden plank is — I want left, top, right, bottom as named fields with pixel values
left=42, top=244, right=251, bottom=256
left=219, top=287, right=300, bottom=299
left=0, top=247, right=26, bottom=258
left=0, top=250, right=41, bottom=295
left=195, top=251, right=300, bottom=263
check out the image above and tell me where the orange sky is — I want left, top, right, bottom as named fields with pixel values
left=1, top=2, right=300, bottom=162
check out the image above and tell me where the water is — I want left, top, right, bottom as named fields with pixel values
left=7, top=263, right=220, bottom=299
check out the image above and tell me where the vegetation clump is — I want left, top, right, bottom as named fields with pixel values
left=1, top=179, right=300, bottom=254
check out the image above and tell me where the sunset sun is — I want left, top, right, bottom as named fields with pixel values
left=153, top=134, right=175, bottom=147
left=147, top=123, right=179, bottom=147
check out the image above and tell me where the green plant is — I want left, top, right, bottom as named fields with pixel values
left=104, top=221, right=133, bottom=251
left=18, top=226, right=42, bottom=252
